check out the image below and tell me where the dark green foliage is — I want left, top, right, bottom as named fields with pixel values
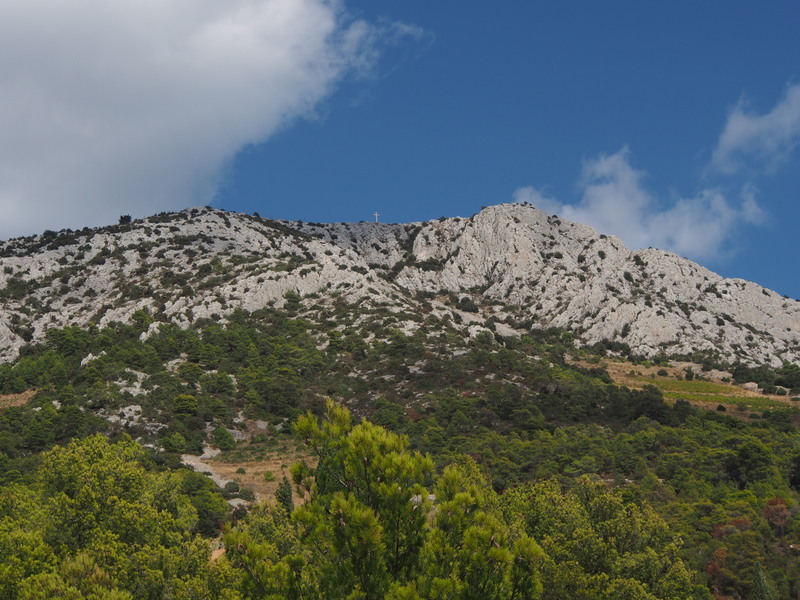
left=212, top=426, right=236, bottom=451
left=414, top=256, right=447, bottom=271
left=732, top=362, right=775, bottom=388
left=775, top=361, right=800, bottom=391
left=752, top=564, right=777, bottom=600
left=275, top=475, right=294, bottom=514
left=0, top=297, right=799, bottom=598
left=0, top=275, right=36, bottom=301
left=0, top=308, right=334, bottom=468
left=456, top=295, right=479, bottom=312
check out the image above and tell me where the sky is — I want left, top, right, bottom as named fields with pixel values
left=1, top=2, right=799, bottom=298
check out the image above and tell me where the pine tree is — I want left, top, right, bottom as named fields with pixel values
left=275, top=475, right=294, bottom=514
left=751, top=564, right=776, bottom=600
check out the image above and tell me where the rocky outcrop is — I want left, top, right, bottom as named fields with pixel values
left=293, top=203, right=800, bottom=365
left=1, top=203, right=798, bottom=366
left=0, top=208, right=408, bottom=363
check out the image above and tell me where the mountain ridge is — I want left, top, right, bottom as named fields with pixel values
left=291, top=203, right=800, bottom=365
left=1, top=203, right=798, bottom=366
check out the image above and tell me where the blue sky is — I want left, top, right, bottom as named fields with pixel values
left=220, top=2, right=800, bottom=298
left=1, top=1, right=799, bottom=298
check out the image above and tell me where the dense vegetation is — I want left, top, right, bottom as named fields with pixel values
left=1, top=302, right=800, bottom=599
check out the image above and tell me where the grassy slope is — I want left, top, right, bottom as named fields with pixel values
left=577, top=357, right=799, bottom=414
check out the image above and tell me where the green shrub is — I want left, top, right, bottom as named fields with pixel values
left=212, top=426, right=236, bottom=451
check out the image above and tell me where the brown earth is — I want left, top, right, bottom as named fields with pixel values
left=204, top=449, right=313, bottom=506
left=0, top=389, right=36, bottom=412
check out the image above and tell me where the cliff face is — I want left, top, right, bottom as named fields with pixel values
left=293, top=203, right=800, bottom=365
left=1, top=203, right=798, bottom=365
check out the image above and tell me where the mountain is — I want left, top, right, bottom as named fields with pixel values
left=3, top=203, right=800, bottom=600
left=1, top=203, right=798, bottom=366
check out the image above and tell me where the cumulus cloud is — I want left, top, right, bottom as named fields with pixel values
left=712, top=83, right=800, bottom=174
left=0, top=0, right=413, bottom=239
left=513, top=148, right=764, bottom=260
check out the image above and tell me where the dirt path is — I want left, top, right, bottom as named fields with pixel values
left=181, top=446, right=229, bottom=488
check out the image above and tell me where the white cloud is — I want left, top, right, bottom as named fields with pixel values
left=0, top=0, right=411, bottom=239
left=513, top=148, right=764, bottom=260
left=712, top=83, right=800, bottom=174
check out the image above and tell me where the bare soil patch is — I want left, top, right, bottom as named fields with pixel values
left=206, top=450, right=313, bottom=506
left=0, top=389, right=36, bottom=412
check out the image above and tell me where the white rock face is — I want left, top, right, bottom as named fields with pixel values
left=295, top=203, right=800, bottom=366
left=1, top=203, right=798, bottom=366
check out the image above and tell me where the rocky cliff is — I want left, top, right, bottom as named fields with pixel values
left=294, top=204, right=800, bottom=365
left=1, top=203, right=798, bottom=365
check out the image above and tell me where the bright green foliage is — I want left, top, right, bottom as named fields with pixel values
left=502, top=477, right=708, bottom=600
left=161, top=431, right=187, bottom=453
left=221, top=502, right=303, bottom=598
left=293, top=401, right=434, bottom=579
left=391, top=460, right=544, bottom=600
left=0, top=435, right=238, bottom=598
left=39, top=434, right=152, bottom=551
left=227, top=401, right=543, bottom=600
left=174, top=394, right=199, bottom=416
left=0, top=491, right=58, bottom=599
left=1, top=303, right=800, bottom=599
left=16, top=553, right=133, bottom=599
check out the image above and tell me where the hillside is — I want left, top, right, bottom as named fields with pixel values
left=294, top=203, right=800, bottom=364
left=2, top=204, right=800, bottom=599
left=1, top=203, right=798, bottom=366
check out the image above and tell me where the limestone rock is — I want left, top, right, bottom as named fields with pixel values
left=1, top=203, right=798, bottom=366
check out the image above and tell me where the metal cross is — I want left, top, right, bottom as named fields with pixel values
left=373, top=211, right=380, bottom=223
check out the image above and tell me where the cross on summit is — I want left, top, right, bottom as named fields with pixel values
left=373, top=211, right=380, bottom=223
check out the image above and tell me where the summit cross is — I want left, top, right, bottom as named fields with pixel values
left=373, top=212, right=380, bottom=223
